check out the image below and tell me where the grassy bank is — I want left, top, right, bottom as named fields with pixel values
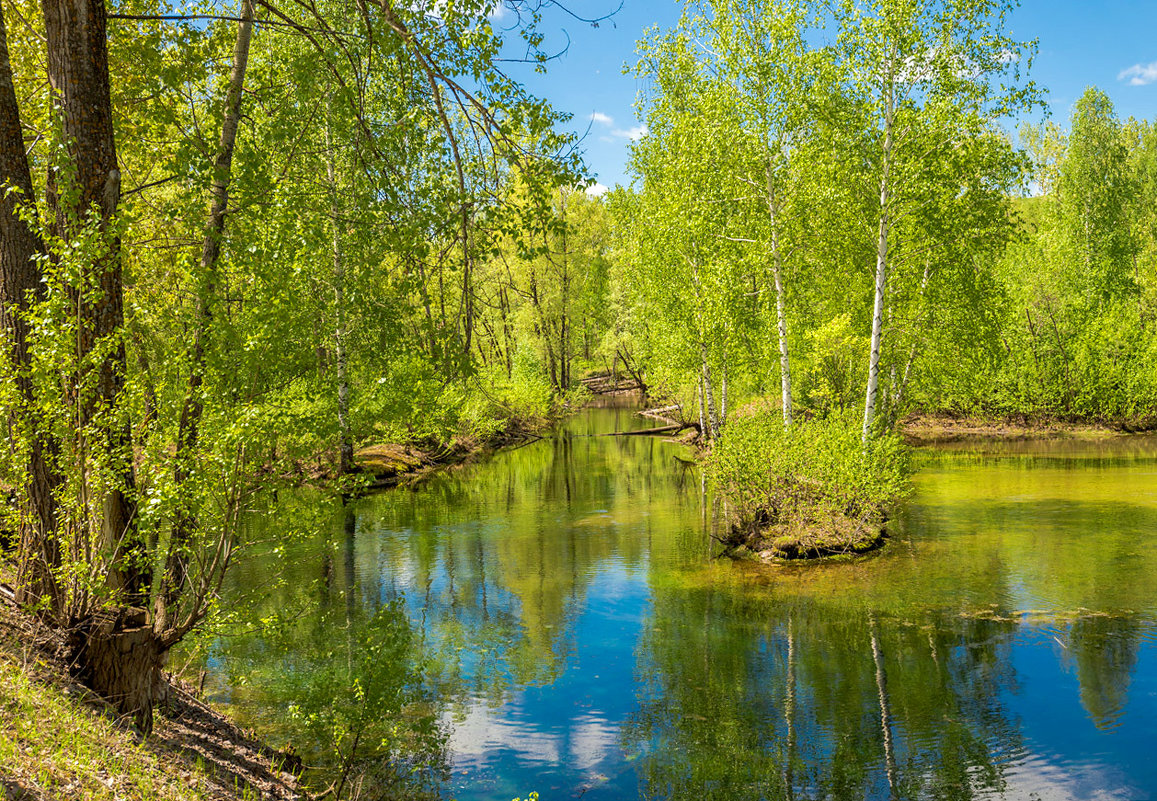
left=351, top=382, right=602, bottom=488
left=0, top=605, right=303, bottom=801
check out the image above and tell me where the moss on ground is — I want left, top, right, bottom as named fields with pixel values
left=724, top=512, right=888, bottom=563
left=353, top=443, right=427, bottom=478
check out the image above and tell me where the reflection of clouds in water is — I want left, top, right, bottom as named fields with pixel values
left=445, top=704, right=561, bottom=766
left=444, top=703, right=620, bottom=776
left=568, top=714, right=618, bottom=771
left=1002, top=755, right=1140, bottom=801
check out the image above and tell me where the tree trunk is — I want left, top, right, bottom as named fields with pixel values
left=700, top=342, right=719, bottom=440
left=720, top=358, right=728, bottom=428
left=162, top=0, right=254, bottom=633
left=888, top=262, right=932, bottom=425
left=69, top=613, right=164, bottom=734
left=559, top=190, right=570, bottom=389
left=0, top=7, right=61, bottom=613
left=862, top=76, right=894, bottom=443
left=326, top=94, right=353, bottom=476
left=767, top=175, right=793, bottom=428
left=697, top=377, right=706, bottom=441
left=43, top=0, right=145, bottom=602
left=499, top=286, right=513, bottom=377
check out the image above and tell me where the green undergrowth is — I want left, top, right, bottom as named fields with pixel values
left=709, top=409, right=910, bottom=560
left=0, top=650, right=216, bottom=801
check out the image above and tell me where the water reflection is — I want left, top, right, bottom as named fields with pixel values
left=204, top=411, right=1157, bottom=800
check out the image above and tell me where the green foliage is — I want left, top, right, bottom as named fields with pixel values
left=912, top=87, right=1157, bottom=422
left=270, top=601, right=446, bottom=800
left=801, top=313, right=866, bottom=414
left=709, top=409, right=909, bottom=529
left=614, top=0, right=1038, bottom=440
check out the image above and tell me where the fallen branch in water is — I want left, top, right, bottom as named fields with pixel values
left=598, top=424, right=688, bottom=437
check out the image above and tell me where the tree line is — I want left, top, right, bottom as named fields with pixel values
left=612, top=0, right=1157, bottom=443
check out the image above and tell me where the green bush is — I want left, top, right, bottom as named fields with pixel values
left=709, top=409, right=910, bottom=536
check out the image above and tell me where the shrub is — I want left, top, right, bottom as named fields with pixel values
left=709, top=409, right=909, bottom=556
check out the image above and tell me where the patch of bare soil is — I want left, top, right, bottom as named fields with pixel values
left=898, top=412, right=1155, bottom=445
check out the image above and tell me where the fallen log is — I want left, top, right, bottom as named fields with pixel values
left=598, top=423, right=687, bottom=437
left=640, top=404, right=681, bottom=420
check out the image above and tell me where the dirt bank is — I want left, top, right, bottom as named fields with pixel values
left=900, top=412, right=1157, bottom=445
left=0, top=600, right=304, bottom=801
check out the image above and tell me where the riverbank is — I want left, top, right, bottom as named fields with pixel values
left=900, top=411, right=1157, bottom=444
left=717, top=411, right=1157, bottom=565
left=352, top=379, right=648, bottom=488
left=721, top=511, right=888, bottom=562
left=0, top=601, right=304, bottom=801
left=353, top=428, right=544, bottom=489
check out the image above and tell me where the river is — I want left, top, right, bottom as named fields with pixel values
left=202, top=400, right=1157, bottom=800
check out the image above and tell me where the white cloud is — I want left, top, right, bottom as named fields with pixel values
left=1118, top=61, right=1157, bottom=86
left=611, top=124, right=648, bottom=141
left=589, top=111, right=614, bottom=126
left=585, top=182, right=609, bottom=198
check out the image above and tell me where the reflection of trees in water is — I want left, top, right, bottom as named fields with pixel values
left=1067, top=613, right=1145, bottom=730
left=350, top=422, right=701, bottom=706
left=210, top=420, right=1157, bottom=798
left=625, top=588, right=1029, bottom=801
left=210, top=504, right=448, bottom=800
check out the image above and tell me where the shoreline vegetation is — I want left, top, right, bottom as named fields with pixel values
left=349, top=374, right=645, bottom=488
left=711, top=409, right=1157, bottom=565
left=2, top=389, right=1155, bottom=798
left=343, top=380, right=1157, bottom=564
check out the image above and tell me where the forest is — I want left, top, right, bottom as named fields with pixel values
left=2, top=0, right=1157, bottom=797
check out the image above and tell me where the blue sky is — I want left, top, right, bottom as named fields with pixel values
left=498, top=0, right=1157, bottom=193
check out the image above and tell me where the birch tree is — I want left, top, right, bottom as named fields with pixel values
left=832, top=0, right=1040, bottom=440
left=708, top=0, right=818, bottom=427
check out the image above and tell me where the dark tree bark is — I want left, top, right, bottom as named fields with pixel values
left=42, top=0, right=143, bottom=604
left=0, top=5, right=62, bottom=614
left=40, top=0, right=158, bottom=729
left=5, top=0, right=155, bottom=730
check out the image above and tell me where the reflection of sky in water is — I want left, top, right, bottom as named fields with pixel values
left=442, top=564, right=649, bottom=800
left=207, top=411, right=1157, bottom=800
left=996, top=625, right=1157, bottom=800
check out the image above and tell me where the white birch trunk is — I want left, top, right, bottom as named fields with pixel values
left=720, top=358, right=728, bottom=428
left=768, top=173, right=793, bottom=428
left=697, top=378, right=706, bottom=442
left=701, top=344, right=719, bottom=440
left=891, top=262, right=932, bottom=419
left=862, top=75, right=895, bottom=443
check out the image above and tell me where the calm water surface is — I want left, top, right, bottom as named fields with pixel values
left=207, top=402, right=1157, bottom=800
